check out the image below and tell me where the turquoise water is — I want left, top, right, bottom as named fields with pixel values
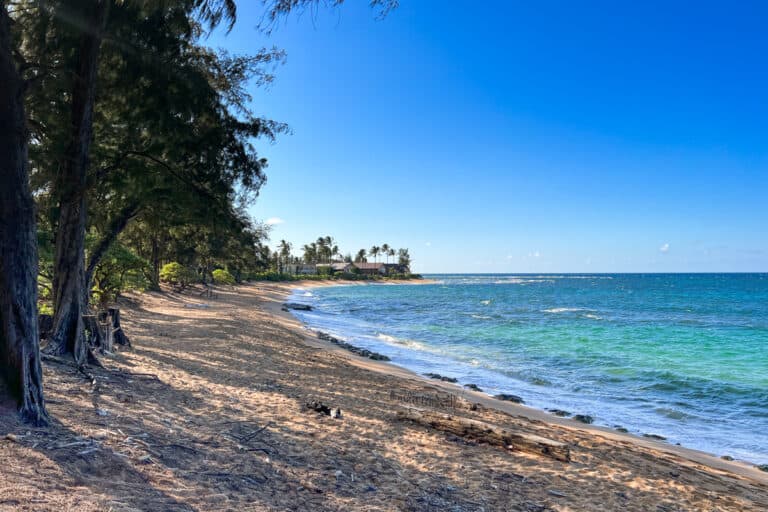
left=288, top=274, right=768, bottom=464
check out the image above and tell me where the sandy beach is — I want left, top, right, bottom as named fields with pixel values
left=1, top=281, right=767, bottom=511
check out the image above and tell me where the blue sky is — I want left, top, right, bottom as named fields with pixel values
left=209, top=1, right=768, bottom=273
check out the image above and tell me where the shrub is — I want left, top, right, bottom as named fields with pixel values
left=212, top=268, right=236, bottom=285
left=159, top=262, right=195, bottom=286
left=38, top=302, right=53, bottom=316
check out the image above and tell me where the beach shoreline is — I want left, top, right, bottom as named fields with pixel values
left=1, top=280, right=766, bottom=511
left=274, top=279, right=768, bottom=482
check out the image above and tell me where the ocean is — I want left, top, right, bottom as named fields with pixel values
left=286, top=274, right=768, bottom=464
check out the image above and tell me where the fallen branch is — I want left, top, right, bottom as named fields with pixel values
left=396, top=408, right=570, bottom=462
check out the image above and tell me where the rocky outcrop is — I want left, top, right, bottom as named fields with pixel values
left=316, top=331, right=391, bottom=361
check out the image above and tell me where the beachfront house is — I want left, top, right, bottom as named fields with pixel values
left=284, top=263, right=317, bottom=275
left=316, top=262, right=353, bottom=274
left=353, top=262, right=387, bottom=275
left=331, top=262, right=353, bottom=273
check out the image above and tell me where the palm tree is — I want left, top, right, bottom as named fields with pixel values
left=388, top=247, right=396, bottom=264
left=278, top=240, right=292, bottom=273
left=303, top=243, right=317, bottom=264
left=398, top=248, right=411, bottom=269
left=381, top=243, right=390, bottom=263
left=355, top=249, right=368, bottom=263
left=316, top=237, right=327, bottom=263
left=369, top=245, right=380, bottom=263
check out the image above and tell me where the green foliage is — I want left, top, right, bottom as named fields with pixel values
left=212, top=268, right=236, bottom=285
left=91, top=241, right=150, bottom=307
left=38, top=303, right=54, bottom=316
left=159, top=262, right=196, bottom=286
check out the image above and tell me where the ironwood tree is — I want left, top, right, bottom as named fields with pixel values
left=0, top=1, right=47, bottom=425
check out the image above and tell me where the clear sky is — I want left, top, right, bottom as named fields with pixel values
left=208, top=1, right=768, bottom=274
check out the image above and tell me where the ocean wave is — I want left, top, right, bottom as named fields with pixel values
left=583, top=313, right=603, bottom=320
left=542, top=307, right=592, bottom=314
left=493, top=278, right=555, bottom=285
left=375, top=333, right=426, bottom=350
left=480, top=299, right=492, bottom=305
left=471, top=314, right=492, bottom=320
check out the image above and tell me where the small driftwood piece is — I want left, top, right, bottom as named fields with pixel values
left=396, top=408, right=570, bottom=462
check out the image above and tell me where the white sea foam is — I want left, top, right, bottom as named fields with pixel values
left=542, top=307, right=590, bottom=314
left=480, top=299, right=492, bottom=305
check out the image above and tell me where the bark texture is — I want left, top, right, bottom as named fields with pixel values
left=0, top=4, right=48, bottom=425
left=49, top=1, right=109, bottom=363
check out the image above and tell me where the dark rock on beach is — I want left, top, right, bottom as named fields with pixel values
left=283, top=302, right=312, bottom=311
left=573, top=414, right=594, bottom=424
left=316, top=331, right=391, bottom=361
left=643, top=433, right=667, bottom=441
left=424, top=373, right=459, bottom=383
left=614, top=425, right=629, bottom=433
left=494, top=394, right=524, bottom=404
left=463, top=383, right=483, bottom=392
left=757, top=464, right=768, bottom=472
left=548, top=409, right=571, bottom=417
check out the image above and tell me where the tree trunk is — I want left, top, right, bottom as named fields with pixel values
left=107, top=308, right=130, bottom=347
left=49, top=1, right=109, bottom=363
left=149, top=234, right=161, bottom=290
left=84, top=201, right=140, bottom=301
left=0, top=4, right=48, bottom=425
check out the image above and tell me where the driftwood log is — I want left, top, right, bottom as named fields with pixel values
left=396, top=408, right=570, bottom=462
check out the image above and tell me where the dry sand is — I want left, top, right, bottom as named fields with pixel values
left=1, top=281, right=767, bottom=511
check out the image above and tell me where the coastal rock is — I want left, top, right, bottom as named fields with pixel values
left=464, top=383, right=483, bottom=392
left=721, top=455, right=734, bottom=461
left=614, top=425, right=629, bottom=433
left=316, top=331, right=391, bottom=361
left=283, top=303, right=312, bottom=311
left=643, top=433, right=667, bottom=441
left=494, top=394, right=524, bottom=404
left=548, top=409, right=571, bottom=417
left=573, top=414, right=594, bottom=424
left=757, top=464, right=768, bottom=472
left=424, top=373, right=458, bottom=383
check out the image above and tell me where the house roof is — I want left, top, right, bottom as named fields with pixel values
left=331, top=262, right=351, bottom=270
left=353, top=262, right=385, bottom=270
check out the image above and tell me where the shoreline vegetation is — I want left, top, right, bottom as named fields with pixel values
left=2, top=280, right=766, bottom=510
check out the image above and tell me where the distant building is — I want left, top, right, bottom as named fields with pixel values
left=331, top=262, right=353, bottom=273
left=316, top=262, right=353, bottom=274
left=353, top=262, right=386, bottom=275
left=284, top=263, right=317, bottom=275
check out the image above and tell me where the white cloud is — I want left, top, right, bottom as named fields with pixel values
left=659, top=243, right=670, bottom=253
left=265, top=217, right=285, bottom=226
